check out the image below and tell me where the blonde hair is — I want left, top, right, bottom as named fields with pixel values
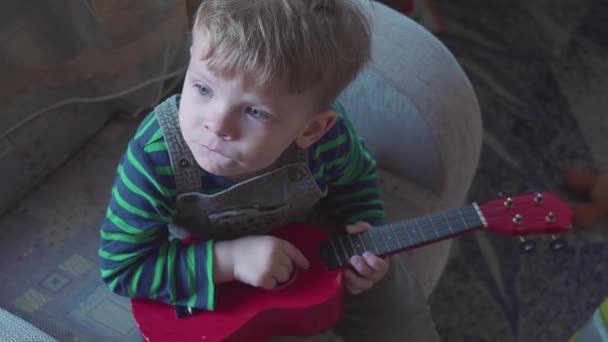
left=193, top=0, right=371, bottom=109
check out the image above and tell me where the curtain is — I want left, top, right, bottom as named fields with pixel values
left=0, top=0, right=191, bottom=138
left=0, top=1, right=191, bottom=216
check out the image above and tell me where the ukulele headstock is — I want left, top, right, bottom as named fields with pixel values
left=479, top=192, right=573, bottom=236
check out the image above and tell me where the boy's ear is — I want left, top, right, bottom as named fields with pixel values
left=295, top=109, right=338, bottom=149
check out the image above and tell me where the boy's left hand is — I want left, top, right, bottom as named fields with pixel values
left=343, top=221, right=389, bottom=295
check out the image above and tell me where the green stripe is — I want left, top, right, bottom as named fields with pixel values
left=118, top=165, right=175, bottom=216
left=146, top=128, right=164, bottom=145
left=107, top=277, right=119, bottom=292
left=100, top=230, right=157, bottom=244
left=313, top=166, right=324, bottom=180
left=144, top=141, right=168, bottom=153
left=312, top=156, right=348, bottom=182
left=322, top=155, right=348, bottom=170
left=336, top=143, right=362, bottom=185
left=314, top=133, right=347, bottom=158
left=335, top=115, right=366, bottom=185
left=98, top=248, right=140, bottom=263
left=107, top=208, right=146, bottom=234
left=150, top=243, right=169, bottom=299
left=135, top=114, right=157, bottom=140
left=99, top=255, right=141, bottom=280
left=357, top=151, right=377, bottom=177
left=186, top=246, right=198, bottom=308
left=327, top=187, right=380, bottom=204
left=167, top=240, right=178, bottom=303
left=346, top=209, right=386, bottom=224
left=106, top=209, right=161, bottom=239
left=128, top=266, right=144, bottom=297
left=127, top=145, right=174, bottom=197
left=206, top=240, right=215, bottom=310
left=112, top=187, right=171, bottom=223
left=155, top=166, right=173, bottom=176
left=359, top=169, right=377, bottom=182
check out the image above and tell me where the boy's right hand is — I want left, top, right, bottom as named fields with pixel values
left=214, top=236, right=309, bottom=289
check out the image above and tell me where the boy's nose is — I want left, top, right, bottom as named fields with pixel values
left=204, top=109, right=235, bottom=140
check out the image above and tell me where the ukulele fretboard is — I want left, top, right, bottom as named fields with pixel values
left=319, top=205, right=484, bottom=270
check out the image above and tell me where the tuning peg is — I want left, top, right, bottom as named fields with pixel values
left=549, top=235, right=567, bottom=251
left=519, top=236, right=536, bottom=253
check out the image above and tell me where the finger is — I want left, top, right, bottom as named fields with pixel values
left=274, top=265, right=291, bottom=283
left=260, top=276, right=277, bottom=290
left=345, top=221, right=373, bottom=235
left=350, top=255, right=374, bottom=279
left=278, top=253, right=294, bottom=274
left=343, top=269, right=362, bottom=295
left=343, top=269, right=373, bottom=295
left=282, top=240, right=310, bottom=270
left=363, top=252, right=389, bottom=276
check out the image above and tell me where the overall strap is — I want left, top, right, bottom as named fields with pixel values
left=154, top=95, right=203, bottom=195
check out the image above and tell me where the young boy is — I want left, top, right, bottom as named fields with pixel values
left=99, top=0, right=439, bottom=340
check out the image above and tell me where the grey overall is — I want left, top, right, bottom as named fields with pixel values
left=156, top=95, right=440, bottom=342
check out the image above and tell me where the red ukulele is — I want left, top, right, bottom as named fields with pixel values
left=131, top=192, right=573, bottom=341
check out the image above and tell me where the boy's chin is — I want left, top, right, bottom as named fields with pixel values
left=199, top=155, right=281, bottom=182
left=203, top=165, right=263, bottom=183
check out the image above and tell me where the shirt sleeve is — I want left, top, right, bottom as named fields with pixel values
left=98, top=138, right=216, bottom=311
left=320, top=103, right=387, bottom=228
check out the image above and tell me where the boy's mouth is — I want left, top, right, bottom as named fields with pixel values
left=201, top=143, right=231, bottom=159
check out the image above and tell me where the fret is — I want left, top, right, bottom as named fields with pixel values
left=417, top=215, right=435, bottom=241
left=470, top=205, right=485, bottom=227
left=415, top=217, right=426, bottom=241
left=383, top=224, right=400, bottom=251
left=337, top=236, right=351, bottom=263
left=329, top=239, right=346, bottom=268
left=357, top=228, right=376, bottom=254
left=405, top=219, right=424, bottom=245
left=346, top=234, right=358, bottom=256
left=446, top=208, right=466, bottom=232
left=419, top=216, right=437, bottom=239
left=350, top=234, right=366, bottom=255
left=427, top=214, right=445, bottom=238
left=439, top=212, right=454, bottom=235
left=376, top=226, right=391, bottom=254
left=458, top=206, right=477, bottom=228
left=457, top=207, right=470, bottom=230
left=455, top=206, right=484, bottom=231
left=401, top=221, right=414, bottom=246
left=390, top=222, right=410, bottom=250
left=340, top=235, right=356, bottom=260
left=360, top=231, right=380, bottom=255
left=442, top=211, right=454, bottom=234
left=369, top=228, right=388, bottom=254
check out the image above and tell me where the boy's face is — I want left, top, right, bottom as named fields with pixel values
left=179, top=36, right=336, bottom=182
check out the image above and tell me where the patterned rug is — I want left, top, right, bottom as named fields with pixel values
left=428, top=0, right=608, bottom=340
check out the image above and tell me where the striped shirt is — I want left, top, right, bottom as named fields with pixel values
left=99, top=95, right=385, bottom=310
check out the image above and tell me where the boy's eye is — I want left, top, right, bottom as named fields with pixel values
left=245, top=106, right=270, bottom=120
left=195, top=84, right=213, bottom=97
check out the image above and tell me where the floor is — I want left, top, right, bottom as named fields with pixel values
left=428, top=0, right=608, bottom=340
